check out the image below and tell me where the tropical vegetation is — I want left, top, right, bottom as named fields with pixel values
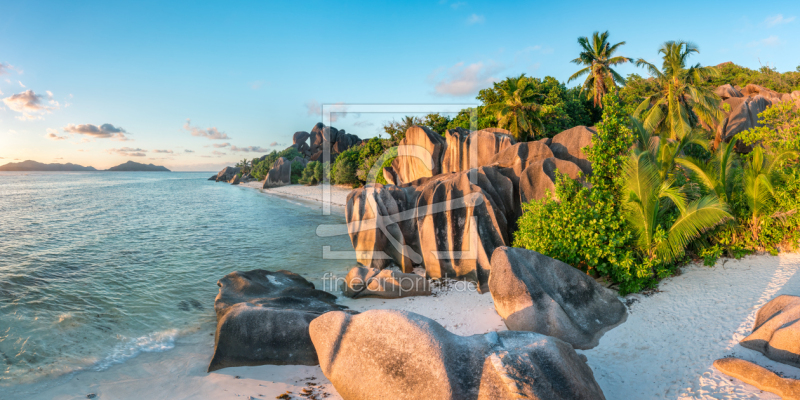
left=568, top=31, right=632, bottom=107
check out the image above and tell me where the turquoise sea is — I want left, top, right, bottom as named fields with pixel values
left=0, top=172, right=356, bottom=387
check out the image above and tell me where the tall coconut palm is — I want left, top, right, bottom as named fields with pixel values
left=568, top=31, right=632, bottom=108
left=631, top=118, right=709, bottom=181
left=484, top=74, right=544, bottom=141
left=623, top=150, right=732, bottom=263
left=634, top=41, right=723, bottom=140
left=742, top=147, right=798, bottom=240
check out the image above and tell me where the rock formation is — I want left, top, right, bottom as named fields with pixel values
left=740, top=295, right=800, bottom=368
left=549, top=126, right=595, bottom=176
left=214, top=166, right=240, bottom=182
left=310, top=309, right=607, bottom=400
left=341, top=266, right=430, bottom=298
left=488, top=247, right=627, bottom=349
left=229, top=174, right=240, bottom=185
left=714, top=357, right=800, bottom=399
left=519, top=157, right=584, bottom=204
left=292, top=123, right=361, bottom=162
left=208, top=269, right=351, bottom=372
left=346, top=166, right=515, bottom=292
left=441, top=128, right=515, bottom=174
left=263, top=157, right=291, bottom=188
left=390, top=126, right=447, bottom=185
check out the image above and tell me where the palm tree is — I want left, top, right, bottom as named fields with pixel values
left=634, top=41, right=723, bottom=140
left=742, top=147, right=798, bottom=240
left=484, top=74, right=544, bottom=141
left=568, top=31, right=632, bottom=108
left=623, top=150, right=732, bottom=263
left=675, top=139, right=738, bottom=205
left=631, top=117, right=709, bottom=181
left=383, top=115, right=422, bottom=143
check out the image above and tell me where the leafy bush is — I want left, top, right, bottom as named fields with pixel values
left=331, top=146, right=361, bottom=186
left=705, top=63, right=800, bottom=93
left=290, top=160, right=304, bottom=184
left=740, top=102, right=800, bottom=151
left=298, top=161, right=327, bottom=185
left=513, top=94, right=643, bottom=294
left=251, top=147, right=302, bottom=180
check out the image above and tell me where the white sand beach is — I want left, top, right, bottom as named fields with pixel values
left=239, top=182, right=353, bottom=210
left=11, top=184, right=800, bottom=400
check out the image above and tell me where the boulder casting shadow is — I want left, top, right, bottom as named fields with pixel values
left=488, top=247, right=627, bottom=350
left=207, top=269, right=352, bottom=372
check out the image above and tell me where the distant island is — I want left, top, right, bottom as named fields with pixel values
left=0, top=160, right=170, bottom=172
left=0, top=160, right=97, bottom=172
left=106, top=161, right=170, bottom=172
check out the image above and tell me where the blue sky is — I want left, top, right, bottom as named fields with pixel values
left=1, top=0, right=798, bottom=170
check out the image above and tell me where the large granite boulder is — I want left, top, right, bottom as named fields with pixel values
left=549, top=126, right=595, bottom=176
left=489, top=141, right=556, bottom=215
left=208, top=174, right=217, bottom=181
left=414, top=167, right=513, bottom=292
left=741, top=83, right=780, bottom=99
left=740, top=295, right=800, bottom=368
left=215, top=166, right=240, bottom=182
left=229, top=174, right=240, bottom=185
left=345, top=167, right=515, bottom=292
left=390, top=126, right=447, bottom=185
left=441, top=128, right=516, bottom=174
left=719, top=95, right=771, bottom=151
left=208, top=269, right=351, bottom=372
left=714, top=358, right=800, bottom=399
left=263, top=157, right=291, bottom=188
left=293, top=131, right=310, bottom=146
left=519, top=157, right=584, bottom=204
left=382, top=166, right=398, bottom=186
left=346, top=184, right=418, bottom=272
left=714, top=84, right=743, bottom=100
left=333, top=132, right=362, bottom=153
left=341, top=266, right=430, bottom=298
left=310, top=310, right=606, bottom=400
left=488, top=247, right=627, bottom=349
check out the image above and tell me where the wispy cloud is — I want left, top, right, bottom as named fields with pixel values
left=466, top=14, right=484, bottom=25
left=305, top=100, right=349, bottom=122
left=231, top=145, right=269, bottom=152
left=747, top=35, right=780, bottom=47
left=18, top=81, right=25, bottom=88
left=2, top=90, right=58, bottom=120
left=211, top=150, right=226, bottom=157
left=45, top=128, right=68, bottom=141
left=183, top=119, right=230, bottom=140
left=212, top=142, right=230, bottom=148
left=63, top=123, right=131, bottom=141
left=450, top=1, right=466, bottom=9
left=0, top=63, right=10, bottom=75
left=108, top=147, right=147, bottom=157
left=153, top=149, right=174, bottom=154
left=765, top=14, right=795, bottom=27
left=430, top=61, right=502, bottom=97
left=184, top=149, right=194, bottom=153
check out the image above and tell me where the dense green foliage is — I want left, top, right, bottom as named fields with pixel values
left=298, top=161, right=330, bottom=185
left=251, top=147, right=302, bottom=180
left=740, top=102, right=800, bottom=151
left=568, top=31, right=632, bottom=107
left=514, top=95, right=645, bottom=293
left=706, top=63, right=800, bottom=93
left=633, top=41, right=722, bottom=139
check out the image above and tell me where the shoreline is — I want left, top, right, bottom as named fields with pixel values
left=10, top=252, right=800, bottom=399
left=238, top=181, right=352, bottom=215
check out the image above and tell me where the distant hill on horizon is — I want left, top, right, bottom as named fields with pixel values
left=0, top=160, right=98, bottom=171
left=106, top=161, right=170, bottom=172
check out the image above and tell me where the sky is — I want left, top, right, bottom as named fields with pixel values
left=1, top=0, right=798, bottom=171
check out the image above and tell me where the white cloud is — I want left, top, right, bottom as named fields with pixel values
left=183, top=119, right=230, bottom=140
left=431, top=61, right=502, bottom=97
left=305, top=100, right=349, bottom=122
left=353, top=120, right=374, bottom=127
left=269, top=141, right=280, bottom=147
left=107, top=147, right=147, bottom=157
left=231, top=145, right=269, bottom=152
left=211, top=150, right=226, bottom=157
left=212, top=142, right=230, bottom=148
left=63, top=123, right=130, bottom=141
left=765, top=14, right=795, bottom=27
left=18, top=81, right=25, bottom=88
left=466, top=14, right=484, bottom=25
left=45, top=128, right=68, bottom=141
left=0, top=63, right=10, bottom=75
left=184, top=149, right=194, bottom=153
left=2, top=90, right=58, bottom=120
left=747, top=35, right=781, bottom=47
left=152, top=149, right=174, bottom=154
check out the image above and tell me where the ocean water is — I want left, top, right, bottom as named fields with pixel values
left=0, top=172, right=357, bottom=386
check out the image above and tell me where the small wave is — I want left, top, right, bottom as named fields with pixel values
left=93, top=329, right=179, bottom=371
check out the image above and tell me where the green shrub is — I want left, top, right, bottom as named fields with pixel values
left=331, top=146, right=361, bottom=185
left=251, top=147, right=302, bottom=180
left=513, top=94, right=644, bottom=294
left=290, top=160, right=304, bottom=184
